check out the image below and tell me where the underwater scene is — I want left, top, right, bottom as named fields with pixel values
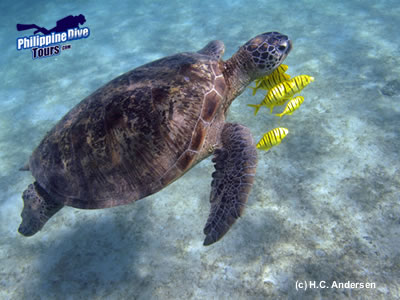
left=1, top=0, right=400, bottom=299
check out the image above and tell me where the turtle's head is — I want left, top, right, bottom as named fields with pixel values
left=242, top=32, right=292, bottom=79
left=223, top=32, right=292, bottom=107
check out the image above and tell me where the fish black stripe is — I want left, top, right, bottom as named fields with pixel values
left=275, top=85, right=282, bottom=100
left=302, top=76, right=307, bottom=87
left=270, top=131, right=276, bottom=144
left=265, top=133, right=272, bottom=146
left=271, top=75, right=278, bottom=86
left=288, top=101, right=295, bottom=112
left=276, top=128, right=282, bottom=140
left=293, top=77, right=300, bottom=92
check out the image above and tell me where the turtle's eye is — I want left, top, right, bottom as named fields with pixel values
left=278, top=45, right=286, bottom=51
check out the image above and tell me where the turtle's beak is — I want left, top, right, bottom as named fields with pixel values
left=287, top=39, right=292, bottom=54
left=280, top=39, right=292, bottom=62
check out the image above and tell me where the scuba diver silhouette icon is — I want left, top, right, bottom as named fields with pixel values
left=17, top=14, right=86, bottom=35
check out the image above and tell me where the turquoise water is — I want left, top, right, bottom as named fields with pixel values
left=1, top=0, right=400, bottom=299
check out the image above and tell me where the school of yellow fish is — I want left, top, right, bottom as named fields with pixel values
left=248, top=64, right=314, bottom=152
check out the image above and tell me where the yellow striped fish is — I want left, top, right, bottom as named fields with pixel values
left=287, top=75, right=314, bottom=94
left=275, top=96, right=305, bottom=118
left=258, top=75, right=314, bottom=114
left=256, top=127, right=289, bottom=151
left=251, top=71, right=291, bottom=95
left=252, top=64, right=290, bottom=95
left=254, top=64, right=289, bottom=86
left=248, top=80, right=295, bottom=115
left=274, top=75, right=314, bottom=102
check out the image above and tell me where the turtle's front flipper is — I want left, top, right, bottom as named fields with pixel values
left=197, top=40, right=225, bottom=60
left=18, top=182, right=63, bottom=237
left=203, top=123, right=258, bottom=246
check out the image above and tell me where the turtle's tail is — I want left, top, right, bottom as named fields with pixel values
left=247, top=104, right=261, bottom=116
left=18, top=182, right=64, bottom=237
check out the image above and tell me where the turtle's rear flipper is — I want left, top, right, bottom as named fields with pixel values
left=203, top=123, right=258, bottom=246
left=18, top=182, right=64, bottom=237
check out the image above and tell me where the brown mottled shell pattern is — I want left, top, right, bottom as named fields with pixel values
left=29, top=52, right=226, bottom=209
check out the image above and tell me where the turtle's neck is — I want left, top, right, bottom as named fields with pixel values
left=222, top=49, right=256, bottom=114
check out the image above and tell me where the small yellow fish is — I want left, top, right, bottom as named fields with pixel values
left=257, top=75, right=313, bottom=114
left=278, top=64, right=289, bottom=73
left=251, top=71, right=291, bottom=95
left=275, top=96, right=305, bottom=118
left=248, top=80, right=295, bottom=115
left=254, top=64, right=289, bottom=86
left=252, top=64, right=290, bottom=95
left=276, top=75, right=314, bottom=101
left=256, top=127, right=289, bottom=151
left=288, top=75, right=314, bottom=94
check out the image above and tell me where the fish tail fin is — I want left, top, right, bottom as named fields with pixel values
left=275, top=112, right=283, bottom=118
left=249, top=86, right=257, bottom=96
left=247, top=104, right=261, bottom=115
left=269, top=105, right=275, bottom=114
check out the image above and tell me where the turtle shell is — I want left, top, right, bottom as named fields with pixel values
left=29, top=52, right=226, bottom=208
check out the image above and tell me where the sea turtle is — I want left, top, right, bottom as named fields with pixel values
left=19, top=32, right=292, bottom=245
